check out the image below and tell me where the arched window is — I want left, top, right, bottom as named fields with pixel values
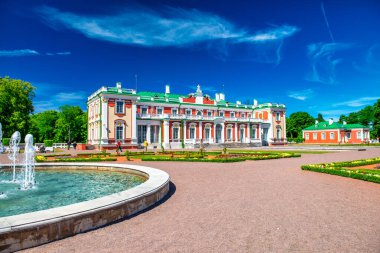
left=226, top=124, right=233, bottom=140
left=204, top=124, right=211, bottom=140
left=115, top=121, right=124, bottom=141
left=276, top=126, right=282, bottom=139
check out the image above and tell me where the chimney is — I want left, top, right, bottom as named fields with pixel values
left=116, top=82, right=122, bottom=93
left=219, top=93, right=225, bottom=101
left=215, top=93, right=220, bottom=102
left=315, top=120, right=319, bottom=125
left=253, top=99, right=258, bottom=106
left=236, top=101, right=241, bottom=105
left=165, top=85, right=170, bottom=94
left=329, top=118, right=334, bottom=125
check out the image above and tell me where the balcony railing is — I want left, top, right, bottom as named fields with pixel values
left=136, top=113, right=265, bottom=123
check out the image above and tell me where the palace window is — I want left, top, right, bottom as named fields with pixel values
left=189, top=125, right=195, bottom=139
left=313, top=133, right=317, bottom=140
left=276, top=112, right=281, bottom=121
left=322, top=132, right=326, bottom=140
left=276, top=128, right=281, bottom=139
left=207, top=111, right=212, bottom=117
left=227, top=128, right=232, bottom=140
left=115, top=121, right=124, bottom=140
left=219, top=111, right=224, bottom=117
left=141, top=107, right=148, bottom=115
left=305, top=133, right=309, bottom=140
left=197, top=110, right=202, bottom=116
left=251, top=127, right=256, bottom=139
left=357, top=131, right=362, bottom=138
left=116, top=101, right=124, bottom=114
left=330, top=132, right=335, bottom=140
left=186, top=109, right=192, bottom=115
left=172, top=108, right=178, bottom=115
left=173, top=126, right=179, bottom=140
left=156, top=107, right=163, bottom=115
left=205, top=126, right=211, bottom=140
left=248, top=113, right=251, bottom=118
left=230, top=112, right=235, bottom=118
left=241, top=113, right=245, bottom=118
left=137, top=125, right=147, bottom=143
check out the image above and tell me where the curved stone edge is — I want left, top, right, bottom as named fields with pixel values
left=0, top=163, right=170, bottom=253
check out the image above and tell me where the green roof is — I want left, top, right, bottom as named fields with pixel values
left=303, top=121, right=368, bottom=131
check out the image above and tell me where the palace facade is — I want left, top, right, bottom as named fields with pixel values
left=303, top=119, right=370, bottom=144
left=87, top=83, right=287, bottom=149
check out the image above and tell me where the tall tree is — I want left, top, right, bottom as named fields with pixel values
left=316, top=113, right=325, bottom=122
left=54, top=105, right=87, bottom=143
left=30, top=110, right=59, bottom=143
left=0, top=77, right=35, bottom=137
left=372, top=99, right=380, bottom=139
left=286, top=112, right=315, bottom=139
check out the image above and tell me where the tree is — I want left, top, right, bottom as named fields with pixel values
left=338, top=114, right=347, bottom=124
left=30, top=110, right=59, bottom=143
left=316, top=113, right=325, bottom=122
left=0, top=77, right=35, bottom=137
left=371, top=99, right=380, bottom=139
left=286, top=112, right=315, bottom=139
left=357, top=106, right=374, bottom=126
left=54, top=105, right=87, bottom=143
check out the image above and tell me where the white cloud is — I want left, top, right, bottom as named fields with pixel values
left=333, top=97, right=379, bottom=107
left=306, top=42, right=353, bottom=84
left=288, top=89, right=314, bottom=100
left=0, top=49, right=39, bottom=57
left=46, top=51, right=71, bottom=56
left=36, top=6, right=299, bottom=64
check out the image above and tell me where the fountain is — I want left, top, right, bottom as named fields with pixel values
left=20, top=134, right=35, bottom=189
left=7, top=131, right=21, bottom=182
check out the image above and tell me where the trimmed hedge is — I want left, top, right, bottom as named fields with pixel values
left=42, top=153, right=71, bottom=157
left=37, top=157, right=117, bottom=162
left=301, top=157, right=380, bottom=184
left=2, top=138, right=10, bottom=146
left=44, top=140, right=53, bottom=147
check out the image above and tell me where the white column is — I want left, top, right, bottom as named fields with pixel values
left=258, top=123, right=262, bottom=143
left=283, top=112, right=287, bottom=142
left=158, top=124, right=162, bottom=143
left=338, top=130, right=341, bottom=142
left=199, top=122, right=203, bottom=140
left=221, top=123, right=225, bottom=143
left=147, top=125, right=151, bottom=144
left=234, top=123, right=238, bottom=142
left=101, top=98, right=108, bottom=144
left=183, top=121, right=187, bottom=141
left=246, top=123, right=251, bottom=143
left=361, top=129, right=364, bottom=141
left=164, top=120, right=170, bottom=148
left=210, top=123, right=215, bottom=143
left=131, top=102, right=137, bottom=144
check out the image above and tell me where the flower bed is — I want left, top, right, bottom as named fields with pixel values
left=301, top=157, right=380, bottom=184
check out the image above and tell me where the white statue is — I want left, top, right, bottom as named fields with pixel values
left=8, top=131, right=21, bottom=181
left=22, top=134, right=35, bottom=189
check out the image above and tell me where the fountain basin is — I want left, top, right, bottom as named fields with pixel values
left=0, top=163, right=170, bottom=252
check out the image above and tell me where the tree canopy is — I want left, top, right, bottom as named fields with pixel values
left=0, top=77, right=35, bottom=137
left=286, top=112, right=315, bottom=139
left=372, top=99, right=380, bottom=139
left=316, top=113, right=325, bottom=122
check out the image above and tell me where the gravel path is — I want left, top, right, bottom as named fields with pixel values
left=7, top=148, right=380, bottom=252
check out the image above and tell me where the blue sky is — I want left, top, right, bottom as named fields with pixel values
left=0, top=0, right=379, bottom=119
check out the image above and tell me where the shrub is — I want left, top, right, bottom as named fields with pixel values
left=44, top=140, right=53, bottom=147
left=2, top=138, right=10, bottom=146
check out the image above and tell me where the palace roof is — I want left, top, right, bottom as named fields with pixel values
left=303, top=121, right=368, bottom=131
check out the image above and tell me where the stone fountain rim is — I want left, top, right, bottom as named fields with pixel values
left=0, top=162, right=170, bottom=233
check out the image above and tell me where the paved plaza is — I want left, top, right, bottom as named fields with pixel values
left=11, top=148, right=380, bottom=252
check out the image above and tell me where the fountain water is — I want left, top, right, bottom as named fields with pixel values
left=7, top=131, right=21, bottom=182
left=21, top=134, right=35, bottom=189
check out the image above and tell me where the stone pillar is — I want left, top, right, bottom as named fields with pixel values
left=131, top=102, right=137, bottom=144
left=246, top=123, right=250, bottom=143
left=101, top=98, right=108, bottom=145
left=164, top=120, right=169, bottom=148
left=258, top=123, right=262, bottom=143
left=234, top=123, right=238, bottom=142
left=147, top=125, right=151, bottom=143
left=361, top=129, right=364, bottom=141
left=283, top=111, right=287, bottom=142
left=183, top=120, right=187, bottom=141
left=221, top=123, right=225, bottom=143
left=158, top=124, right=162, bottom=143
left=199, top=122, right=203, bottom=140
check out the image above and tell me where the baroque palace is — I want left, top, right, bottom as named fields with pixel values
left=87, top=83, right=287, bottom=149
